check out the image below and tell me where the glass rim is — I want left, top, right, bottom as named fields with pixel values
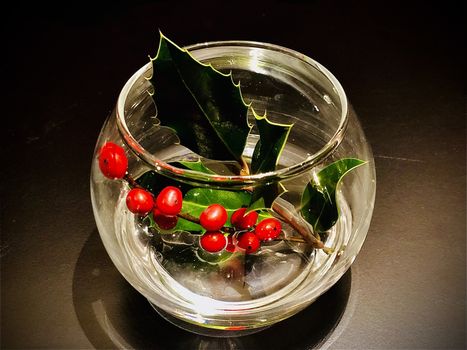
left=116, top=40, right=348, bottom=185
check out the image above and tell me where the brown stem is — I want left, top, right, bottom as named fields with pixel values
left=124, top=173, right=141, bottom=189
left=239, top=158, right=250, bottom=176
left=124, top=173, right=331, bottom=252
left=271, top=201, right=326, bottom=250
left=276, top=236, right=307, bottom=244
left=176, top=211, right=200, bottom=223
left=274, top=235, right=333, bottom=254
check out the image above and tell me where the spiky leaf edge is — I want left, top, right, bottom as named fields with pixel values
left=147, top=31, right=253, bottom=170
left=247, top=108, right=293, bottom=212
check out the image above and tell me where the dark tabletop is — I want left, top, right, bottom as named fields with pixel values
left=2, top=1, right=465, bottom=349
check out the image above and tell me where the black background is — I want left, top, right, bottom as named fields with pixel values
left=2, top=1, right=465, bottom=349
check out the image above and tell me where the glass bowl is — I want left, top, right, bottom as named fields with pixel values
left=90, top=40, right=376, bottom=336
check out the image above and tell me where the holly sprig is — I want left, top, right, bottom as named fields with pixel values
left=146, top=32, right=366, bottom=232
left=97, top=32, right=367, bottom=259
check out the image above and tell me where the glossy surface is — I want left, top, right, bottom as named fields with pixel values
left=2, top=1, right=465, bottom=348
left=125, top=188, right=154, bottom=215
left=200, top=232, right=228, bottom=253
left=237, top=232, right=261, bottom=254
left=156, top=186, right=183, bottom=216
left=231, top=208, right=259, bottom=230
left=98, top=142, right=128, bottom=179
left=254, top=218, right=282, bottom=241
left=153, top=209, right=178, bottom=230
left=199, top=204, right=228, bottom=232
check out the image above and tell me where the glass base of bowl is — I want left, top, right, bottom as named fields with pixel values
left=149, top=302, right=270, bottom=338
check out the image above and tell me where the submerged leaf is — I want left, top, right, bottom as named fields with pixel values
left=301, top=158, right=366, bottom=232
left=149, top=33, right=251, bottom=166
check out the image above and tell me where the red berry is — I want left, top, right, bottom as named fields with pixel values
left=98, top=142, right=128, bottom=179
left=237, top=232, right=260, bottom=254
left=200, top=232, right=227, bottom=253
left=230, top=208, right=258, bottom=230
left=199, top=204, right=228, bottom=231
left=126, top=188, right=154, bottom=215
left=153, top=208, right=178, bottom=230
left=156, top=186, right=183, bottom=215
left=254, top=218, right=282, bottom=241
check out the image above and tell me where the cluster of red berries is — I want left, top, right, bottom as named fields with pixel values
left=98, top=142, right=182, bottom=228
left=199, top=206, right=282, bottom=254
left=98, top=141, right=282, bottom=255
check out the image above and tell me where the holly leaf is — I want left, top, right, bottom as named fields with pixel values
left=149, top=32, right=251, bottom=167
left=250, top=112, right=293, bottom=174
left=248, top=111, right=293, bottom=210
left=248, top=183, right=286, bottom=211
left=301, top=158, right=366, bottom=233
left=135, top=159, right=215, bottom=196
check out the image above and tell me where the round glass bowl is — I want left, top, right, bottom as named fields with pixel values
left=90, top=40, right=376, bottom=336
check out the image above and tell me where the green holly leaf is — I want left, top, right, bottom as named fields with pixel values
left=248, top=111, right=293, bottom=210
left=135, top=160, right=215, bottom=196
left=149, top=32, right=251, bottom=167
left=248, top=183, right=286, bottom=211
left=301, top=158, right=366, bottom=233
left=250, top=112, right=293, bottom=174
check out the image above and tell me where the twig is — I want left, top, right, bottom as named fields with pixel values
left=271, top=201, right=326, bottom=251
left=124, top=173, right=331, bottom=253
left=239, top=158, right=250, bottom=176
left=275, top=236, right=307, bottom=244
left=124, top=173, right=141, bottom=189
